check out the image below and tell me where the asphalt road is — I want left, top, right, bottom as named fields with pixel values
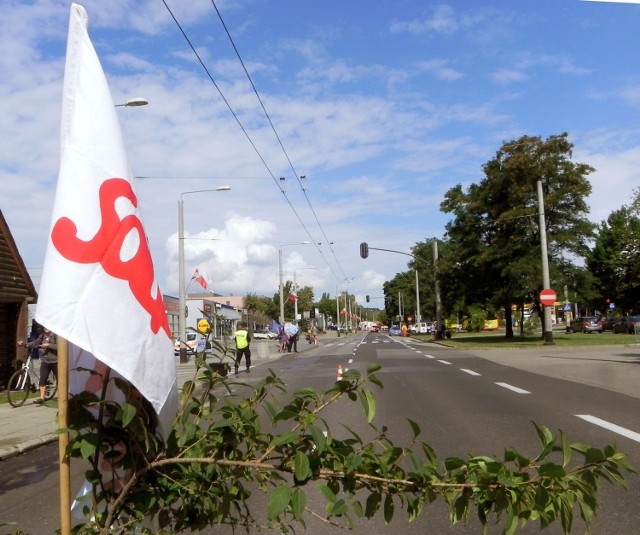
left=2, top=332, right=639, bottom=534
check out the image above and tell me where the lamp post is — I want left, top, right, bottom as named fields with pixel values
left=178, top=186, right=230, bottom=363
left=292, top=267, right=316, bottom=323
left=278, top=242, right=311, bottom=324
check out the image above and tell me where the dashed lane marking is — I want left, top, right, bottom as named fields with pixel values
left=437, top=360, right=452, bottom=365
left=577, top=415, right=640, bottom=443
left=461, top=369, right=481, bottom=376
left=495, top=382, right=530, bottom=394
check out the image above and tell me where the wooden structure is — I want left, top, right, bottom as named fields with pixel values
left=0, top=209, right=37, bottom=387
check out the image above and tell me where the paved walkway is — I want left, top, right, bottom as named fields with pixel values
left=2, top=335, right=639, bottom=460
left=0, top=334, right=331, bottom=461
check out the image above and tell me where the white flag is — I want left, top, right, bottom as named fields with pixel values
left=36, top=3, right=177, bottom=436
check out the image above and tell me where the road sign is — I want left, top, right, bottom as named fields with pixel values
left=562, top=303, right=572, bottom=312
left=540, top=288, right=557, bottom=306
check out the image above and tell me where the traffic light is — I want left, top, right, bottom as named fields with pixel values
left=310, top=307, right=316, bottom=318
left=359, top=242, right=369, bottom=259
left=366, top=295, right=370, bottom=302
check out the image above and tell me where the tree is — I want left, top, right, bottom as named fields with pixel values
left=440, top=134, right=594, bottom=337
left=317, top=292, right=337, bottom=323
left=587, top=199, right=640, bottom=314
left=59, top=346, right=632, bottom=535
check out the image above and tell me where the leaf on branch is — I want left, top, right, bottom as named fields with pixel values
left=267, top=486, right=292, bottom=521
left=360, top=388, right=376, bottom=423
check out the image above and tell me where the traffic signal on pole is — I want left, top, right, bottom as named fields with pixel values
left=366, top=295, right=370, bottom=302
left=310, top=307, right=316, bottom=318
left=360, top=242, right=369, bottom=259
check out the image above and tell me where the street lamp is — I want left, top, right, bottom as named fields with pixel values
left=115, top=97, right=148, bottom=107
left=178, top=186, right=231, bottom=362
left=278, top=241, right=311, bottom=324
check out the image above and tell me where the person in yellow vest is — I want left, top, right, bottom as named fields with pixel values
left=234, top=322, right=251, bottom=374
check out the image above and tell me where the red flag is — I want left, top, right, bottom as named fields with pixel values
left=192, top=268, right=209, bottom=289
left=35, top=3, right=177, bottom=436
left=288, top=292, right=298, bottom=303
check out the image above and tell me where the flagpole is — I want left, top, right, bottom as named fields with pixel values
left=58, top=336, right=71, bottom=535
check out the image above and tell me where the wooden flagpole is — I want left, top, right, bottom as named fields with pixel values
left=58, top=336, right=71, bottom=535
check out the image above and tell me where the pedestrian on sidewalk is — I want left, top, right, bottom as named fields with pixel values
left=286, top=323, right=299, bottom=352
left=17, top=327, right=58, bottom=404
left=234, top=322, right=251, bottom=374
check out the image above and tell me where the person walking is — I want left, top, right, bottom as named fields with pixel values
left=234, top=322, right=251, bottom=374
left=18, top=327, right=58, bottom=404
left=278, top=324, right=287, bottom=353
left=312, top=325, right=318, bottom=345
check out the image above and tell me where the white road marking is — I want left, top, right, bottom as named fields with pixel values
left=461, top=369, right=481, bottom=376
left=495, top=382, right=530, bottom=394
left=576, top=415, right=640, bottom=443
left=424, top=354, right=435, bottom=359
left=348, top=358, right=353, bottom=364
left=437, top=360, right=452, bottom=365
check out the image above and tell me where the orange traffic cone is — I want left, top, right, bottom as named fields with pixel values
left=337, top=364, right=343, bottom=380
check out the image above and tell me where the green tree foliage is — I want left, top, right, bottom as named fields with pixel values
left=587, top=200, right=640, bottom=314
left=383, top=273, right=415, bottom=322
left=271, top=282, right=314, bottom=323
left=317, top=292, right=337, bottom=323
left=440, top=134, right=594, bottom=337
left=55, top=345, right=632, bottom=535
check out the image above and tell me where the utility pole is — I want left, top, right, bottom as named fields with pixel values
left=537, top=180, right=554, bottom=345
left=433, top=240, right=442, bottom=334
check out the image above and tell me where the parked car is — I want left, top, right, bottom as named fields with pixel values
left=601, top=316, right=621, bottom=332
left=613, top=316, right=640, bottom=334
left=389, top=326, right=402, bottom=336
left=174, top=332, right=210, bottom=355
left=569, top=316, right=603, bottom=334
left=252, top=330, right=277, bottom=340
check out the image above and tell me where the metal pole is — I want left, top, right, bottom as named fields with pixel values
left=178, top=198, right=187, bottom=363
left=293, top=271, right=298, bottom=323
left=336, top=286, right=340, bottom=336
left=537, top=180, right=554, bottom=345
left=279, top=247, right=285, bottom=324
left=415, top=269, right=420, bottom=323
left=433, top=240, right=442, bottom=334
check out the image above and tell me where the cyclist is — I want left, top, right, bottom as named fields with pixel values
left=18, top=327, right=58, bottom=404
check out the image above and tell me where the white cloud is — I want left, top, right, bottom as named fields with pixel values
left=491, top=68, right=530, bottom=85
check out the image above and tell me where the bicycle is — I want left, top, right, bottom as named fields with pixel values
left=7, top=350, right=57, bottom=407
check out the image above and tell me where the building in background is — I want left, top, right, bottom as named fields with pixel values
left=0, top=209, right=38, bottom=387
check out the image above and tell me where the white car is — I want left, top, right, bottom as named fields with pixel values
left=174, top=332, right=198, bottom=355
left=252, top=330, right=277, bottom=340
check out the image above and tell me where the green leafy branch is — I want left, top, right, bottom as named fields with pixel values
left=59, top=350, right=633, bottom=535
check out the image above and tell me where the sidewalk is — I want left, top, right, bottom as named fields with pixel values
left=0, top=333, right=333, bottom=461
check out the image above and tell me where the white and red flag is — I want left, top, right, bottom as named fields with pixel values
left=35, top=3, right=177, bottom=436
left=288, top=292, right=298, bottom=303
left=192, top=268, right=210, bottom=289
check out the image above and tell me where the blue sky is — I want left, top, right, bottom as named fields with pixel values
left=2, top=0, right=640, bottom=309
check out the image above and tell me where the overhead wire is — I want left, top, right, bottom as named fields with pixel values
left=207, top=0, right=347, bottom=282
left=159, top=0, right=340, bottom=279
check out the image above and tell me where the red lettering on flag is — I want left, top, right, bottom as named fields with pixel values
left=51, top=178, right=170, bottom=337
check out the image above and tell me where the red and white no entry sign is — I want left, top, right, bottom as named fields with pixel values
left=540, top=288, right=557, bottom=306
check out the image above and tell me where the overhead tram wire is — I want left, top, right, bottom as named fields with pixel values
left=208, top=0, right=347, bottom=282
left=161, top=0, right=344, bottom=283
